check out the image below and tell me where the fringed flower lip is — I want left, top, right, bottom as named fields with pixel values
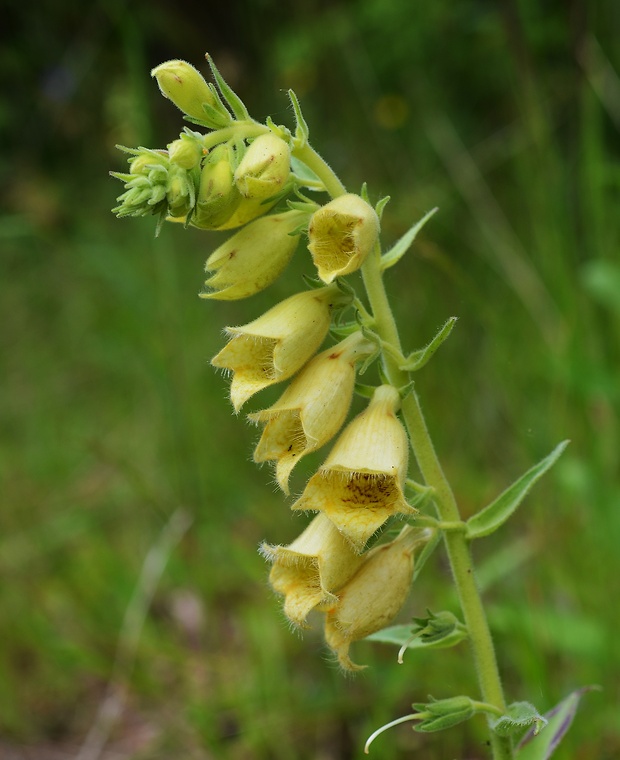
left=261, top=514, right=364, bottom=628
left=249, top=332, right=375, bottom=493
left=323, top=526, right=425, bottom=671
left=292, top=385, right=417, bottom=552
left=211, top=284, right=349, bottom=411
left=308, top=193, right=379, bottom=283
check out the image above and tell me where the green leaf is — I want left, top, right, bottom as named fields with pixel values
left=206, top=54, right=251, bottom=120
left=380, top=207, right=438, bottom=271
left=400, top=317, right=457, bottom=371
left=366, top=616, right=467, bottom=652
left=466, top=440, right=569, bottom=540
left=516, top=688, right=595, bottom=760
left=491, top=701, right=547, bottom=738
left=375, top=195, right=391, bottom=219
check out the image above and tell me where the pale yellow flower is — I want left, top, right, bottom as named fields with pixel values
left=261, top=514, right=364, bottom=628
left=249, top=332, right=374, bottom=493
left=211, top=285, right=346, bottom=411
left=308, top=194, right=379, bottom=283
left=323, top=527, right=423, bottom=670
left=200, top=209, right=306, bottom=300
left=292, top=385, right=416, bottom=551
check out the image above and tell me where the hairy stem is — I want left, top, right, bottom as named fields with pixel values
left=304, top=158, right=513, bottom=760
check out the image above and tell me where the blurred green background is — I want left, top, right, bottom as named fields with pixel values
left=2, top=1, right=619, bottom=758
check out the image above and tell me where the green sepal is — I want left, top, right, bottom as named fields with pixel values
left=491, top=702, right=547, bottom=738
left=360, top=181, right=370, bottom=204
left=288, top=89, right=310, bottom=146
left=206, top=54, right=251, bottom=120
left=412, top=696, right=475, bottom=733
left=357, top=343, right=380, bottom=375
left=466, top=440, right=570, bottom=540
left=354, top=382, right=378, bottom=399
left=400, top=317, right=457, bottom=371
left=290, top=156, right=323, bottom=190
left=329, top=321, right=360, bottom=338
left=516, top=687, right=596, bottom=760
left=380, top=207, right=438, bottom=271
left=375, top=195, right=391, bottom=219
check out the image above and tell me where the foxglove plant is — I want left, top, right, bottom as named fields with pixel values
left=111, top=55, right=584, bottom=759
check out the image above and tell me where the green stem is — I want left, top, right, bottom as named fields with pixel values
left=302, top=156, right=513, bottom=760
left=362, top=246, right=513, bottom=760
left=290, top=142, right=347, bottom=199
left=202, top=121, right=268, bottom=149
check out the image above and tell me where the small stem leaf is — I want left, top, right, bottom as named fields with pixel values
left=400, top=317, right=457, bottom=371
left=288, top=89, right=310, bottom=145
left=205, top=54, right=251, bottom=120
left=516, top=688, right=596, bottom=760
left=491, top=701, right=548, bottom=738
left=354, top=382, right=378, bottom=399
left=466, top=440, right=570, bottom=540
left=380, top=207, right=438, bottom=271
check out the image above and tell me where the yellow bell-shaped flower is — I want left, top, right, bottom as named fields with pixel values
left=200, top=209, right=306, bottom=300
left=323, top=527, right=424, bottom=670
left=211, top=285, right=347, bottom=411
left=292, top=385, right=416, bottom=552
left=261, top=514, right=364, bottom=628
left=249, top=332, right=374, bottom=493
left=308, top=194, right=379, bottom=283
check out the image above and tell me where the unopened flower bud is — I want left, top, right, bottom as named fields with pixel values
left=308, top=194, right=379, bottom=283
left=168, top=137, right=203, bottom=170
left=151, top=60, right=219, bottom=123
left=213, top=194, right=280, bottom=230
left=200, top=209, right=306, bottom=300
left=166, top=164, right=196, bottom=218
left=192, top=147, right=242, bottom=229
left=211, top=284, right=348, bottom=411
left=261, top=514, right=363, bottom=627
left=249, top=332, right=374, bottom=493
left=323, top=528, right=420, bottom=670
left=293, top=385, right=416, bottom=552
left=234, top=133, right=291, bottom=200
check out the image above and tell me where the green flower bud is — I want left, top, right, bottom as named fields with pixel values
left=200, top=209, right=306, bottom=301
left=323, top=528, right=420, bottom=670
left=168, top=137, right=203, bottom=170
left=166, top=163, right=197, bottom=218
left=261, top=514, right=364, bottom=628
left=213, top=195, right=280, bottom=230
left=151, top=60, right=218, bottom=122
left=292, top=385, right=416, bottom=552
left=249, top=332, right=374, bottom=493
left=211, top=284, right=347, bottom=411
left=308, top=194, right=380, bottom=283
left=234, top=133, right=291, bottom=200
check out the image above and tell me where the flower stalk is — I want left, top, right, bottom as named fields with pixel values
left=108, top=54, right=574, bottom=760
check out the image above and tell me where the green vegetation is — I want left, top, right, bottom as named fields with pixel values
left=1, top=2, right=618, bottom=757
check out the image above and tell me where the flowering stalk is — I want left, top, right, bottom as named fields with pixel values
left=110, top=55, right=574, bottom=760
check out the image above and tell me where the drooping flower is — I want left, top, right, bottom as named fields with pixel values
left=323, top=527, right=425, bottom=670
left=292, top=385, right=416, bottom=552
left=200, top=209, right=306, bottom=300
left=261, top=514, right=364, bottom=628
left=249, top=332, right=374, bottom=492
left=308, top=194, right=379, bottom=283
left=211, top=284, right=349, bottom=411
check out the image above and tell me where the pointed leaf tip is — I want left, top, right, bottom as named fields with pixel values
left=466, top=440, right=570, bottom=540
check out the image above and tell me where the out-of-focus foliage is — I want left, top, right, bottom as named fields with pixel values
left=1, top=1, right=619, bottom=758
